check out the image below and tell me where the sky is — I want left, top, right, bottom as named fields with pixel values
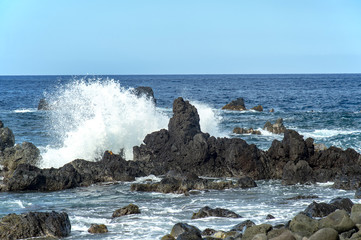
left=0, top=0, right=360, bottom=75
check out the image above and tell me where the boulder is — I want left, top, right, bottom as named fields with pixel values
left=351, top=204, right=361, bottom=224
left=0, top=124, right=15, bottom=151
left=303, top=201, right=338, bottom=218
left=242, top=224, right=272, bottom=240
left=230, top=220, right=256, bottom=231
left=176, top=231, right=202, bottom=240
left=319, top=209, right=355, bottom=233
left=170, top=223, right=202, bottom=238
left=222, top=98, right=246, bottom=111
left=37, top=98, right=51, bottom=110
left=233, top=127, right=261, bottom=135
left=263, top=118, right=286, bottom=134
left=1, top=151, right=144, bottom=192
left=251, top=105, right=263, bottom=112
left=161, top=234, right=176, bottom=240
left=237, top=176, right=257, bottom=188
left=268, top=229, right=295, bottom=240
left=191, top=206, right=241, bottom=219
left=112, top=203, right=140, bottom=218
left=0, top=211, right=71, bottom=239
left=308, top=228, right=339, bottom=240
left=289, top=213, right=319, bottom=237
left=88, top=224, right=108, bottom=233
left=0, top=142, right=41, bottom=176
left=266, top=214, right=275, bottom=220
left=132, top=86, right=156, bottom=104
left=329, top=197, right=354, bottom=213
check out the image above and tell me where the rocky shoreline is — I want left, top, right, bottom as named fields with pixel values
left=1, top=96, right=361, bottom=239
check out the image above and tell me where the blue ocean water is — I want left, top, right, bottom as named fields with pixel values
left=0, top=74, right=361, bottom=239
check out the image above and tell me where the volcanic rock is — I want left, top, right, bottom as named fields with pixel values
left=263, top=118, right=286, bottom=134
left=37, top=98, right=50, bottom=110
left=132, top=86, right=156, bottom=104
left=134, top=97, right=270, bottom=179
left=289, top=213, right=319, bottom=237
left=170, top=223, right=202, bottom=238
left=0, top=211, right=71, bottom=239
left=88, top=224, right=108, bottom=233
left=282, top=160, right=314, bottom=185
left=251, top=105, right=263, bottom=112
left=191, top=206, right=241, bottom=219
left=319, top=209, right=355, bottom=233
left=0, top=142, right=41, bottom=176
left=242, top=224, right=272, bottom=240
left=303, top=201, right=339, bottom=218
left=308, top=228, right=338, bottom=240
left=0, top=123, right=15, bottom=151
left=112, top=203, right=140, bottom=218
left=222, top=98, right=246, bottom=111
left=233, top=127, right=261, bottom=135
left=1, top=151, right=144, bottom=191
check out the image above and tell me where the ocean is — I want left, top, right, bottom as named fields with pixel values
left=0, top=74, right=360, bottom=239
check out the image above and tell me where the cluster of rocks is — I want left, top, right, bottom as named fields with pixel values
left=1, top=97, right=361, bottom=193
left=233, top=127, right=261, bottom=135
left=161, top=198, right=361, bottom=240
left=263, top=118, right=286, bottom=134
left=222, top=98, right=264, bottom=112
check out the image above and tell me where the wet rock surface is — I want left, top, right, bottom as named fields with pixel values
left=0, top=211, right=71, bottom=239
left=191, top=206, right=241, bottom=219
left=112, top=203, right=140, bottom=218
left=222, top=97, right=246, bottom=111
left=263, top=118, right=286, bottom=134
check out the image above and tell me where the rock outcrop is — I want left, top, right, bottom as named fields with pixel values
left=37, top=98, right=50, bottom=110
left=1, top=151, right=144, bottom=191
left=134, top=97, right=270, bottom=179
left=222, top=98, right=246, bottom=111
left=263, top=118, right=286, bottom=134
left=0, top=211, right=71, bottom=239
left=251, top=105, right=263, bottom=112
left=88, top=224, right=108, bottom=233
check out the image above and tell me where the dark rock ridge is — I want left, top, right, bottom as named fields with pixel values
left=132, top=86, right=156, bottom=104
left=134, top=97, right=361, bottom=186
left=233, top=127, right=261, bottom=135
left=222, top=98, right=246, bottom=111
left=0, top=211, right=71, bottom=239
left=303, top=198, right=353, bottom=218
left=1, top=151, right=144, bottom=191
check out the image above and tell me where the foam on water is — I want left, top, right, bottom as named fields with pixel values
left=301, top=129, right=361, bottom=139
left=40, top=79, right=169, bottom=168
left=13, top=108, right=37, bottom=113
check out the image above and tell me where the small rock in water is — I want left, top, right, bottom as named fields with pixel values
left=269, top=108, right=275, bottom=113
left=251, top=105, right=263, bottom=112
left=222, top=98, right=246, bottom=111
left=263, top=118, right=286, bottom=134
left=37, top=98, right=51, bottom=110
left=112, top=203, right=140, bottom=218
left=233, top=127, right=261, bottom=135
left=170, top=223, right=202, bottom=238
left=192, top=206, right=241, bottom=219
left=266, top=214, right=275, bottom=220
left=88, top=224, right=108, bottom=233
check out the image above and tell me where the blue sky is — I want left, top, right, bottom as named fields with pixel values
left=0, top=0, right=360, bottom=75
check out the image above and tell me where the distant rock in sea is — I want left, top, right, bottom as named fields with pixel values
left=222, top=98, right=246, bottom=111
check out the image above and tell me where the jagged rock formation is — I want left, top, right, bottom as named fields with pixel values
left=134, top=97, right=269, bottom=179
left=263, top=118, right=286, bottom=134
left=132, top=86, right=156, bottom=104
left=233, top=127, right=261, bottom=135
left=0, top=121, right=15, bottom=151
left=222, top=98, right=246, bottom=111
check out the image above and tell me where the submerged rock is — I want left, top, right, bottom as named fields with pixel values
left=222, top=98, right=246, bottom=111
left=0, top=211, right=71, bottom=239
left=191, top=206, right=241, bottom=219
left=112, top=204, right=140, bottom=218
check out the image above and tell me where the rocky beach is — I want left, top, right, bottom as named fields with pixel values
left=0, top=74, right=360, bottom=239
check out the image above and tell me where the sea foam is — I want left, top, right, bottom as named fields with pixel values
left=40, top=79, right=169, bottom=168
